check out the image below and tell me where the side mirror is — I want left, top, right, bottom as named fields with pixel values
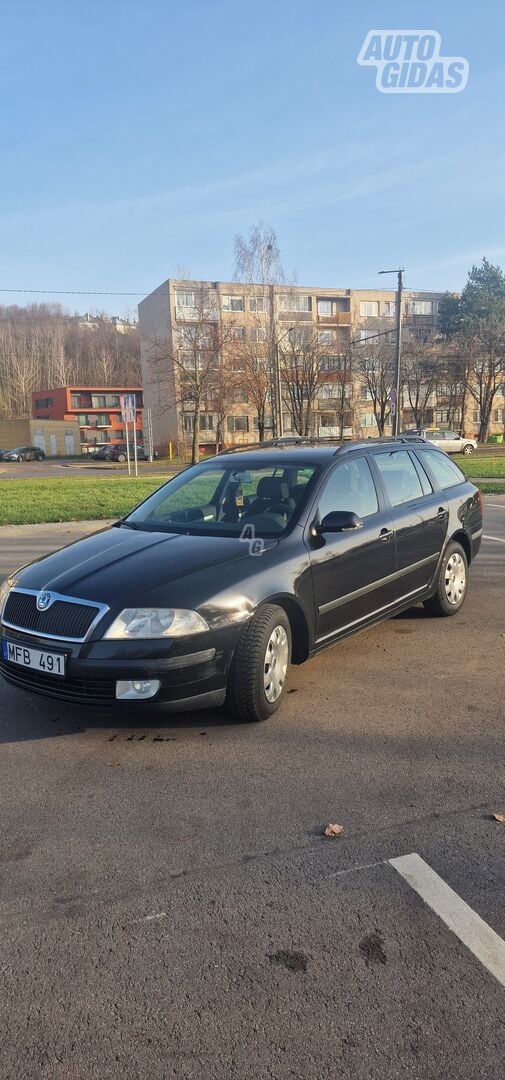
left=319, top=510, right=364, bottom=533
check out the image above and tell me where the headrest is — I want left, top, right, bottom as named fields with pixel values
left=257, top=476, right=290, bottom=500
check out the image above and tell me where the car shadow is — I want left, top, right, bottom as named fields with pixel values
left=0, top=686, right=237, bottom=744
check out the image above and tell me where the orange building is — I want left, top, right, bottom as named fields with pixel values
left=31, top=386, right=144, bottom=453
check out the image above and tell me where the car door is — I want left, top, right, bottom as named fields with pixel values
left=308, top=454, right=397, bottom=643
left=370, top=448, right=448, bottom=599
left=443, top=431, right=462, bottom=453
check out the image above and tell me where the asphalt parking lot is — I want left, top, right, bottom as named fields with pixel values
left=0, top=497, right=504, bottom=1079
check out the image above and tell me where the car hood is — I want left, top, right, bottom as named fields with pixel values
left=13, top=524, right=278, bottom=608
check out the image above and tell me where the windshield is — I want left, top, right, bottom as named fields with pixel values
left=124, top=460, right=321, bottom=537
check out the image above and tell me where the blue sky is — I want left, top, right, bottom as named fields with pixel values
left=1, top=0, right=505, bottom=315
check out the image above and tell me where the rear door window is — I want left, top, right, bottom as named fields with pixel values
left=373, top=450, right=426, bottom=506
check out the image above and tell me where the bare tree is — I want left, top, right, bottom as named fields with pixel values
left=278, top=330, right=327, bottom=436
left=401, top=340, right=439, bottom=427
left=233, top=223, right=287, bottom=286
left=354, top=326, right=395, bottom=435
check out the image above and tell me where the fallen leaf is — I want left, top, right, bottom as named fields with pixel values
left=324, top=822, right=344, bottom=838
left=109, top=763, right=121, bottom=768
left=492, top=813, right=505, bottom=823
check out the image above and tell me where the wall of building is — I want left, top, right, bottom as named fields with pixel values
left=138, top=282, right=177, bottom=453
left=0, top=419, right=81, bottom=456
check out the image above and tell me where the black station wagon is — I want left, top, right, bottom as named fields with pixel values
left=0, top=438, right=482, bottom=722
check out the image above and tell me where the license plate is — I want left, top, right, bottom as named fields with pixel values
left=1, top=639, right=66, bottom=677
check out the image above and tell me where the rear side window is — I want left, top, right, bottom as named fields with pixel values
left=374, top=450, right=425, bottom=506
left=417, top=449, right=465, bottom=489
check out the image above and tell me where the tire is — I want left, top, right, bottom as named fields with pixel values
left=227, top=604, right=291, bottom=722
left=462, top=443, right=474, bottom=455
left=117, top=453, right=126, bottom=462
left=36, top=454, right=44, bottom=462
left=423, top=541, right=468, bottom=617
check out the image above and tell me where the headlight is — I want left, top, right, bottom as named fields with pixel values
left=0, top=579, right=13, bottom=620
left=103, top=608, right=209, bottom=640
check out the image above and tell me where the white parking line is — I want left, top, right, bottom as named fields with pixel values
left=483, top=535, right=505, bottom=544
left=487, top=504, right=505, bottom=509
left=390, top=853, right=505, bottom=989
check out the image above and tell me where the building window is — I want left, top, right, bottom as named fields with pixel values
left=359, top=329, right=376, bottom=343
left=175, top=290, right=196, bottom=310
left=319, top=383, right=339, bottom=399
left=227, top=415, right=249, bottom=433
left=105, top=394, right=120, bottom=407
left=320, top=355, right=342, bottom=372
left=405, top=299, right=433, bottom=316
left=71, top=394, right=81, bottom=408
left=493, top=409, right=504, bottom=423
left=35, top=397, right=54, bottom=409
left=250, top=296, right=267, bottom=313
left=362, top=412, right=376, bottom=427
left=360, top=301, right=380, bottom=317
left=250, top=327, right=267, bottom=342
left=317, top=299, right=332, bottom=317
left=222, top=295, right=244, bottom=312
left=91, top=395, right=106, bottom=409
left=183, top=413, right=215, bottom=433
left=317, top=330, right=333, bottom=344
left=384, top=301, right=396, bottom=317
left=278, top=294, right=312, bottom=313
left=95, top=414, right=110, bottom=426
left=360, top=385, right=373, bottom=401
left=234, top=389, right=249, bottom=404
left=229, top=326, right=245, bottom=341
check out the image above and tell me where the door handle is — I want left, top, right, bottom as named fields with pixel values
left=379, top=528, right=394, bottom=542
left=437, top=507, right=448, bottom=519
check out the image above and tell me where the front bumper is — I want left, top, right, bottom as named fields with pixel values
left=0, top=623, right=242, bottom=710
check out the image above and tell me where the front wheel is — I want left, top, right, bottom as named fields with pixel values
left=462, top=443, right=474, bottom=455
left=117, top=453, right=127, bottom=462
left=423, top=541, right=468, bottom=617
left=227, top=604, right=291, bottom=722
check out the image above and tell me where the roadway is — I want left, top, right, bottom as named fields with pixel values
left=0, top=497, right=504, bottom=1078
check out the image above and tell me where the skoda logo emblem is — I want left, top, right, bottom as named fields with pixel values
left=36, top=591, right=53, bottom=612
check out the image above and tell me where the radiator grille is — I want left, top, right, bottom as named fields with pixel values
left=3, top=591, right=102, bottom=640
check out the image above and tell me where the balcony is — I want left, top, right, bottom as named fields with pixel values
left=317, top=311, right=351, bottom=326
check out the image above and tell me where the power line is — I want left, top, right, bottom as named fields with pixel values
left=0, top=288, right=147, bottom=297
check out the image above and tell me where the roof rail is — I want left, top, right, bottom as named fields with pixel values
left=214, top=434, right=427, bottom=457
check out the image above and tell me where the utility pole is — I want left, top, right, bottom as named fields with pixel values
left=378, top=268, right=404, bottom=435
left=272, top=326, right=294, bottom=438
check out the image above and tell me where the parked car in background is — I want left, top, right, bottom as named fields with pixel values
left=0, top=437, right=482, bottom=722
left=2, top=446, right=46, bottom=462
left=0, top=450, right=9, bottom=460
left=89, top=443, right=157, bottom=463
left=403, top=429, right=477, bottom=455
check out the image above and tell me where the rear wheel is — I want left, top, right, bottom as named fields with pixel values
left=423, top=541, right=468, bottom=617
left=227, top=604, right=291, bottom=722
left=117, top=453, right=126, bottom=462
left=462, top=443, right=474, bottom=455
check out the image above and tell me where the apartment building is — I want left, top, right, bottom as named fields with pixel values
left=138, top=278, right=468, bottom=453
left=32, top=386, right=144, bottom=453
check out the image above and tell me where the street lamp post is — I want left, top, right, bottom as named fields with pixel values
left=378, top=268, right=404, bottom=436
left=272, top=326, right=294, bottom=438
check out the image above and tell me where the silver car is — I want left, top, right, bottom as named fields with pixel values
left=403, top=429, right=477, bottom=455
